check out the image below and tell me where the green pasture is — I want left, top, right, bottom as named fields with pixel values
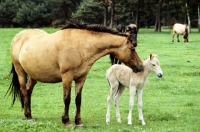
left=0, top=28, right=200, bottom=132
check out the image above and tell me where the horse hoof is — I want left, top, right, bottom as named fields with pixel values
left=65, top=122, right=73, bottom=127
left=27, top=118, right=35, bottom=122
left=75, top=124, right=84, bottom=128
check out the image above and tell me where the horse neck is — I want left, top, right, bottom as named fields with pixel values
left=141, top=58, right=151, bottom=79
left=82, top=31, right=127, bottom=56
left=66, top=30, right=126, bottom=65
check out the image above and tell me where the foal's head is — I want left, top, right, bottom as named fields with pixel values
left=148, top=54, right=163, bottom=78
left=126, top=24, right=138, bottom=47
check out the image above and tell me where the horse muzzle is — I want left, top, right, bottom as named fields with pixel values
left=157, top=71, right=163, bottom=78
left=132, top=41, right=137, bottom=47
left=132, top=63, right=144, bottom=73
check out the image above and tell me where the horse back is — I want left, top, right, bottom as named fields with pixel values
left=173, top=23, right=189, bottom=35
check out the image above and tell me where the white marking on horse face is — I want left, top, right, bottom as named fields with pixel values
left=150, top=57, right=163, bottom=78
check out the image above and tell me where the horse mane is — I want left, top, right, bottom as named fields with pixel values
left=61, top=22, right=127, bottom=37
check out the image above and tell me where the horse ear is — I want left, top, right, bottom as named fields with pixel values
left=150, top=54, right=152, bottom=60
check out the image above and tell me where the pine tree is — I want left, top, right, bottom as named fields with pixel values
left=13, top=1, right=50, bottom=27
left=0, top=0, right=18, bottom=27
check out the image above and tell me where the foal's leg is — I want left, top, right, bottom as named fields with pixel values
left=61, top=73, right=73, bottom=126
left=114, top=85, right=125, bottom=123
left=128, top=87, right=136, bottom=125
left=74, top=77, right=87, bottom=127
left=137, top=89, right=146, bottom=125
left=106, top=82, right=119, bottom=123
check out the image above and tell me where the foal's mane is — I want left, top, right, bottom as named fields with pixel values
left=61, top=22, right=127, bottom=37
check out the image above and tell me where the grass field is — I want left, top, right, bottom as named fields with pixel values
left=0, top=27, right=200, bottom=132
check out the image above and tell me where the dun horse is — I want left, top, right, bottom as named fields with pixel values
left=110, top=24, right=138, bottom=65
left=172, top=23, right=190, bottom=42
left=6, top=22, right=144, bottom=127
left=106, top=54, right=163, bottom=125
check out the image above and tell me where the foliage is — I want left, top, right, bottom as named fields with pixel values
left=0, top=0, right=200, bottom=27
left=0, top=27, right=200, bottom=131
left=71, top=0, right=104, bottom=23
left=13, top=2, right=50, bottom=27
left=0, top=0, right=18, bottom=27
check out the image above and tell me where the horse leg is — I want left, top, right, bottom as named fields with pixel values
left=137, top=89, right=146, bottom=125
left=128, top=87, right=136, bottom=125
left=61, top=73, right=73, bottom=126
left=177, top=34, right=180, bottom=42
left=74, top=77, right=87, bottom=127
left=106, top=82, right=119, bottom=123
left=172, top=31, right=175, bottom=42
left=114, top=85, right=125, bottom=123
left=110, top=54, right=115, bottom=65
left=25, top=77, right=37, bottom=120
left=114, top=58, right=118, bottom=64
left=13, top=64, right=34, bottom=119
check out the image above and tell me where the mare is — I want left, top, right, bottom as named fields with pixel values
left=172, top=23, right=190, bottom=42
left=110, top=24, right=138, bottom=65
left=106, top=54, right=163, bottom=125
left=6, top=22, right=144, bottom=127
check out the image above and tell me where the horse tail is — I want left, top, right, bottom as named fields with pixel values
left=5, top=63, right=24, bottom=108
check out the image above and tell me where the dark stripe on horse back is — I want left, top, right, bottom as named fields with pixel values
left=61, top=22, right=127, bottom=37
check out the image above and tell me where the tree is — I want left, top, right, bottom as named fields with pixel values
left=198, top=3, right=200, bottom=33
left=103, top=0, right=109, bottom=26
left=13, top=1, right=50, bottom=27
left=0, top=0, right=18, bottom=27
left=71, top=0, right=104, bottom=24
left=109, top=0, right=115, bottom=28
left=154, top=0, right=162, bottom=32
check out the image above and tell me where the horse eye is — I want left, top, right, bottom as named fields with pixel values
left=152, top=64, right=155, bottom=66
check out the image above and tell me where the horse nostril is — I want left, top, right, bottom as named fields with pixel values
left=158, top=73, right=162, bottom=78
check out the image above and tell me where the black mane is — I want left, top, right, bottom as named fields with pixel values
left=61, top=22, right=127, bottom=37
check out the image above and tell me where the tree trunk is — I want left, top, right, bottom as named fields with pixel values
left=136, top=0, right=139, bottom=30
left=110, top=0, right=115, bottom=28
left=185, top=0, right=191, bottom=32
left=104, top=0, right=109, bottom=26
left=154, top=0, right=162, bottom=32
left=198, top=3, right=200, bottom=33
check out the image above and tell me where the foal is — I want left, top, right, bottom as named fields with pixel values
left=106, top=54, right=163, bottom=125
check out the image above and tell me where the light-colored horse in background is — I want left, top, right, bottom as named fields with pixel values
left=106, top=54, right=163, bottom=125
left=172, top=23, right=190, bottom=42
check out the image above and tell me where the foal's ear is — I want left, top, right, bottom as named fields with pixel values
left=150, top=54, right=153, bottom=60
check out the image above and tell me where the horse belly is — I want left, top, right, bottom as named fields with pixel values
left=174, top=24, right=185, bottom=35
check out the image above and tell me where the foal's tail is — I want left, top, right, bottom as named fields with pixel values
left=5, top=64, right=24, bottom=108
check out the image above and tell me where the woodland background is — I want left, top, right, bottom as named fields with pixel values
left=1, top=0, right=200, bottom=32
